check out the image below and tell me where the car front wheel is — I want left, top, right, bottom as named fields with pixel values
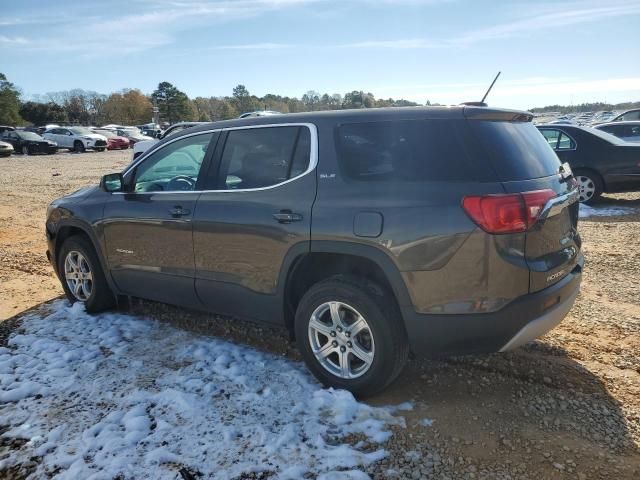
left=58, top=236, right=114, bottom=312
left=295, top=275, right=408, bottom=397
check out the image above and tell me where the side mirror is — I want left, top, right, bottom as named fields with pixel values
left=100, top=173, right=124, bottom=192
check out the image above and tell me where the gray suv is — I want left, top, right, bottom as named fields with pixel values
left=46, top=106, right=583, bottom=396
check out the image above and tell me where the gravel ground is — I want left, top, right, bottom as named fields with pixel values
left=1, top=150, right=639, bottom=479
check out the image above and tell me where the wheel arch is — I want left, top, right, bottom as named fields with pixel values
left=280, top=241, right=412, bottom=338
left=54, top=220, right=118, bottom=294
left=573, top=167, right=606, bottom=191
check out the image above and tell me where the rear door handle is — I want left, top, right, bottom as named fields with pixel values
left=273, top=210, right=303, bottom=223
left=169, top=206, right=191, bottom=217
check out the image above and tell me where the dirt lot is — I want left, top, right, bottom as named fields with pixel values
left=1, top=150, right=639, bottom=479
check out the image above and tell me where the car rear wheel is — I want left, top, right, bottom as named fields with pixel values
left=58, top=236, right=114, bottom=312
left=21, top=145, right=30, bottom=155
left=294, top=275, right=408, bottom=397
left=96, top=147, right=105, bottom=152
left=74, top=141, right=85, bottom=153
left=574, top=170, right=603, bottom=205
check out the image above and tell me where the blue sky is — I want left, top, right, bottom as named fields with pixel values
left=1, top=0, right=639, bottom=109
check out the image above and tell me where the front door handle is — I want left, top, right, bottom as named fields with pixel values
left=169, top=206, right=191, bottom=217
left=273, top=210, right=303, bottom=223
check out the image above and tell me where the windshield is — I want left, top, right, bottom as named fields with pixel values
left=70, top=127, right=94, bottom=136
left=19, top=131, right=43, bottom=141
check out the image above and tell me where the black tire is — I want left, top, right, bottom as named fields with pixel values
left=574, top=169, right=603, bottom=205
left=294, top=275, right=409, bottom=397
left=95, top=147, right=105, bottom=152
left=74, top=141, right=85, bottom=153
left=21, top=145, right=30, bottom=155
left=58, top=235, right=114, bottom=313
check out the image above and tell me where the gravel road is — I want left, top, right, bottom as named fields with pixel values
left=1, top=150, right=639, bottom=479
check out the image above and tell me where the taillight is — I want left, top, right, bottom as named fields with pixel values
left=462, top=189, right=555, bottom=234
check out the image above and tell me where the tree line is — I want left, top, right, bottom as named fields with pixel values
left=530, top=101, right=640, bottom=114
left=0, top=73, right=422, bottom=127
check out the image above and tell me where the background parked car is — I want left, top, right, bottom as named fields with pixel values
left=609, top=108, right=640, bottom=122
left=594, top=121, right=640, bottom=143
left=92, top=128, right=131, bottom=150
left=132, top=122, right=206, bottom=159
left=537, top=124, right=640, bottom=203
left=1, top=130, right=58, bottom=155
left=43, top=127, right=107, bottom=153
left=114, top=128, right=153, bottom=146
left=0, top=140, right=14, bottom=157
left=0, top=126, right=16, bottom=134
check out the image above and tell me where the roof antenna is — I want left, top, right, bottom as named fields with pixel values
left=481, top=71, right=501, bottom=104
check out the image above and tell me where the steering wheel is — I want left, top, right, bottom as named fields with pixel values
left=166, top=175, right=196, bottom=191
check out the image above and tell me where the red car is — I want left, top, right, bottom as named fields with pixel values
left=92, top=129, right=130, bottom=150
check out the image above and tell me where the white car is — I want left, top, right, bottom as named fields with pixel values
left=0, top=140, right=14, bottom=157
left=132, top=122, right=206, bottom=160
left=43, top=127, right=108, bottom=153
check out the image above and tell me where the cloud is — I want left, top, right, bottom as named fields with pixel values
left=452, top=1, right=640, bottom=46
left=0, top=36, right=30, bottom=46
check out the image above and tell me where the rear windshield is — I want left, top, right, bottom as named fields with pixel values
left=468, top=121, right=561, bottom=181
left=336, top=119, right=495, bottom=182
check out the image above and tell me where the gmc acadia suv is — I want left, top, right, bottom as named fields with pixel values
left=46, top=106, right=583, bottom=396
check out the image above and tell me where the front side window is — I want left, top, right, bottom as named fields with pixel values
left=217, top=126, right=311, bottom=189
left=133, top=133, right=213, bottom=192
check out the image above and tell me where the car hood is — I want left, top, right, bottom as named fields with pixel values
left=84, top=134, right=107, bottom=140
left=53, top=186, right=98, bottom=206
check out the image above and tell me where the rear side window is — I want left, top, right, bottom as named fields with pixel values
left=218, top=126, right=311, bottom=189
left=336, top=120, right=494, bottom=182
left=469, top=122, right=561, bottom=181
left=540, top=128, right=576, bottom=150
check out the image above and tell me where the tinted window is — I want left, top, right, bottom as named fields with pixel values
left=470, top=122, right=562, bottom=181
left=217, top=126, right=311, bottom=189
left=134, top=133, right=213, bottom=192
left=336, top=120, right=493, bottom=182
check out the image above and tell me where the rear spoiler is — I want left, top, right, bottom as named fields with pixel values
left=463, top=106, right=533, bottom=122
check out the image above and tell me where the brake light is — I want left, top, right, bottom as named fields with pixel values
left=462, top=189, right=555, bottom=234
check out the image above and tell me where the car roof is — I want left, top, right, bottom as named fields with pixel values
left=182, top=105, right=532, bottom=135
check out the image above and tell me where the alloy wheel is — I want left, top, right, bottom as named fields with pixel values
left=576, top=175, right=595, bottom=203
left=308, top=301, right=375, bottom=379
left=64, top=250, right=93, bottom=301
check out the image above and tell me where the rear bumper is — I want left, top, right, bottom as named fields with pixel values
left=402, top=256, right=583, bottom=356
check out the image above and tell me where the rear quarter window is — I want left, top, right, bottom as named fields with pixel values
left=336, top=119, right=495, bottom=183
left=469, top=122, right=562, bottom=181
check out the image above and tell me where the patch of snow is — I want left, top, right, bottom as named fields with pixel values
left=0, top=301, right=409, bottom=479
left=579, top=203, right=638, bottom=218
left=418, top=418, right=434, bottom=427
